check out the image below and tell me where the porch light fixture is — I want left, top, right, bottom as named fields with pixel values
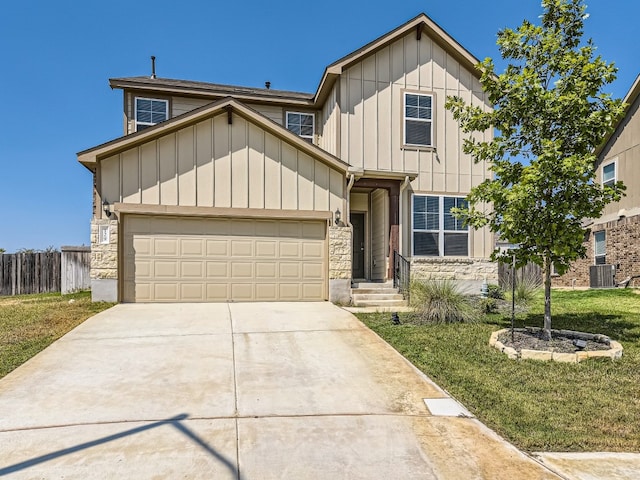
left=334, top=208, right=341, bottom=225
left=103, top=199, right=112, bottom=218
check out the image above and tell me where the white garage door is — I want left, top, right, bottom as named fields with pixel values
left=122, top=215, right=327, bottom=302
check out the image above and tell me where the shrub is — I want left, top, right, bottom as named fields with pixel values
left=478, top=297, right=499, bottom=314
left=410, top=279, right=478, bottom=324
left=487, top=284, right=505, bottom=300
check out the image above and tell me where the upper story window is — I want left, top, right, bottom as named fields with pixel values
left=135, top=97, right=168, bottom=132
left=286, top=112, right=314, bottom=142
left=412, top=195, right=468, bottom=257
left=602, top=160, right=616, bottom=188
left=594, top=231, right=606, bottom=265
left=404, top=93, right=433, bottom=147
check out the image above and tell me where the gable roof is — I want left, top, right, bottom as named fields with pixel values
left=77, top=97, right=348, bottom=173
left=109, top=13, right=482, bottom=108
left=314, top=13, right=482, bottom=104
left=596, top=73, right=640, bottom=158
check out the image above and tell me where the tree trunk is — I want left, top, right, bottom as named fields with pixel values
left=543, top=256, right=552, bottom=341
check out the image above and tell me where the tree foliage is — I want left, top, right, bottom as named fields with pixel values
left=445, top=0, right=626, bottom=337
left=15, top=246, right=58, bottom=254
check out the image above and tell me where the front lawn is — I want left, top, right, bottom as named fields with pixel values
left=0, top=291, right=114, bottom=379
left=356, top=289, right=640, bottom=452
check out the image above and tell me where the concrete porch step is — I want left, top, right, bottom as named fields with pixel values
left=350, top=280, right=407, bottom=307
left=350, top=288, right=400, bottom=295
left=351, top=298, right=408, bottom=307
left=351, top=293, right=404, bottom=301
left=352, top=281, right=394, bottom=289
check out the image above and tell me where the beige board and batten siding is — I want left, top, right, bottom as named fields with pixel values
left=335, top=30, right=493, bottom=259
left=319, top=84, right=340, bottom=156
left=338, top=30, right=490, bottom=191
left=122, top=215, right=327, bottom=302
left=125, top=91, right=286, bottom=134
left=101, top=111, right=343, bottom=213
left=597, top=92, right=640, bottom=217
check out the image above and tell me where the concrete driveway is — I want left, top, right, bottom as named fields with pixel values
left=0, top=302, right=559, bottom=479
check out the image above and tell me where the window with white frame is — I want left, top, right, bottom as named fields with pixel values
left=602, top=161, right=616, bottom=188
left=135, top=97, right=168, bottom=131
left=404, top=92, right=433, bottom=147
left=412, top=195, right=468, bottom=256
left=286, top=112, right=314, bottom=142
left=594, top=231, right=606, bottom=265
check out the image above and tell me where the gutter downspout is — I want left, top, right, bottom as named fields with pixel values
left=345, top=173, right=355, bottom=227
left=399, top=175, right=410, bottom=255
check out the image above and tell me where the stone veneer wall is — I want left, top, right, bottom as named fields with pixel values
left=553, top=214, right=640, bottom=288
left=411, top=257, right=498, bottom=283
left=329, top=226, right=352, bottom=279
left=328, top=226, right=352, bottom=304
left=90, top=218, right=118, bottom=279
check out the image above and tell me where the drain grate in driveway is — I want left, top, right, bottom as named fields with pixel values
left=423, top=398, right=473, bottom=417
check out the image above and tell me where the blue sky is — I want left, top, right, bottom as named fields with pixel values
left=0, top=1, right=636, bottom=252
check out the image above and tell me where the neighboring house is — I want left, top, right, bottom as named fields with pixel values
left=553, top=74, right=640, bottom=288
left=78, top=13, right=496, bottom=303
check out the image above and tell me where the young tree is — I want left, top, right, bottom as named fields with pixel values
left=445, top=0, right=625, bottom=339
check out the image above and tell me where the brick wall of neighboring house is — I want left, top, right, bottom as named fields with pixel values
left=552, top=214, right=640, bottom=288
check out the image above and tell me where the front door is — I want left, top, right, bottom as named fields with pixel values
left=351, top=212, right=365, bottom=279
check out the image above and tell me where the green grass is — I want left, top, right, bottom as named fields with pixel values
left=0, top=291, right=114, bottom=379
left=357, top=289, right=640, bottom=452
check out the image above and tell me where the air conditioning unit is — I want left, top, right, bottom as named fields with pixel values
left=589, top=264, right=616, bottom=288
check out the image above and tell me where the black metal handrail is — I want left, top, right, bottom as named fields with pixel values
left=393, top=250, right=410, bottom=302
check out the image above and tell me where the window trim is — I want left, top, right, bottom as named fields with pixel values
left=285, top=111, right=315, bottom=142
left=134, top=96, right=169, bottom=132
left=594, top=230, right=606, bottom=265
left=402, top=90, right=435, bottom=149
left=601, top=158, right=617, bottom=188
left=411, top=194, right=469, bottom=257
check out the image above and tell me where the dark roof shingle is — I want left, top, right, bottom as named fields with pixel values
left=109, top=76, right=314, bottom=103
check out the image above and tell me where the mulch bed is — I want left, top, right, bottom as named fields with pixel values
left=498, top=329, right=611, bottom=353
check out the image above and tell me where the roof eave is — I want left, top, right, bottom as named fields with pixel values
left=595, top=73, right=640, bottom=158
left=109, top=78, right=315, bottom=107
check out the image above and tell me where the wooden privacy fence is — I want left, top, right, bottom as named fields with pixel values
left=0, top=247, right=91, bottom=296
left=61, top=246, right=91, bottom=294
left=498, top=262, right=542, bottom=290
left=0, top=252, right=61, bottom=296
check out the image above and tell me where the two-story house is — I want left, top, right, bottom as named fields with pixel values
left=78, top=13, right=496, bottom=303
left=553, top=74, right=640, bottom=288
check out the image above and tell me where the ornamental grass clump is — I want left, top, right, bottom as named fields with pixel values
left=410, top=279, right=478, bottom=324
left=500, top=269, right=542, bottom=306
left=513, top=271, right=542, bottom=305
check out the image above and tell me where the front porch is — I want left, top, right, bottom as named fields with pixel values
left=326, top=173, right=499, bottom=305
left=349, top=177, right=403, bottom=283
